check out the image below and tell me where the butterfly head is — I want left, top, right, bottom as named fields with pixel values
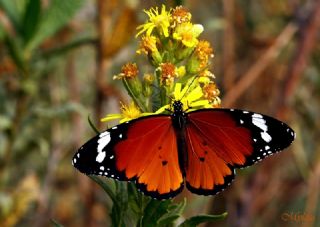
left=172, top=100, right=184, bottom=114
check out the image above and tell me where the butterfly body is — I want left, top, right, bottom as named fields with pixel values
left=73, top=101, right=295, bottom=199
left=171, top=101, right=188, bottom=177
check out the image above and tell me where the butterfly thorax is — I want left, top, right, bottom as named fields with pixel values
left=171, top=100, right=187, bottom=129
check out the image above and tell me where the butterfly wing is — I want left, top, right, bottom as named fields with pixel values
left=184, top=108, right=295, bottom=195
left=72, top=115, right=184, bottom=199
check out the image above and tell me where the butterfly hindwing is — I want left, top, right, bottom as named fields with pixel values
left=184, top=120, right=236, bottom=195
left=72, top=115, right=184, bottom=199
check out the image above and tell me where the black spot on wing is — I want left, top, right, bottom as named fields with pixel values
left=161, top=160, right=168, bottom=166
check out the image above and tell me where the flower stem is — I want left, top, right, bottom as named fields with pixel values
left=122, top=79, right=148, bottom=112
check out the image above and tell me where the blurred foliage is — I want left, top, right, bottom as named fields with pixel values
left=0, top=0, right=319, bottom=227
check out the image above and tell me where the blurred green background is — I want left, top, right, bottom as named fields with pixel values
left=0, top=0, right=319, bottom=226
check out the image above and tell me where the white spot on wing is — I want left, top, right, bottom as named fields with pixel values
left=265, top=145, right=270, bottom=150
left=252, top=113, right=263, bottom=118
left=261, top=131, right=272, bottom=142
left=73, top=158, right=77, bottom=164
left=96, top=152, right=106, bottom=163
left=252, top=115, right=268, bottom=131
left=98, top=131, right=110, bottom=153
left=96, top=131, right=110, bottom=163
left=100, top=166, right=105, bottom=171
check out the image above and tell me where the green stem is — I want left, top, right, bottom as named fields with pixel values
left=36, top=37, right=97, bottom=60
left=122, top=79, right=148, bottom=112
left=1, top=69, right=30, bottom=187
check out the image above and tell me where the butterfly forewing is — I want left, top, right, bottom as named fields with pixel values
left=72, top=115, right=184, bottom=199
left=187, top=109, right=295, bottom=167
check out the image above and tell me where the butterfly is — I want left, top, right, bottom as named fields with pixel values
left=72, top=100, right=295, bottom=199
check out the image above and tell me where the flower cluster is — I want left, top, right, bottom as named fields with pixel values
left=104, top=5, right=220, bottom=123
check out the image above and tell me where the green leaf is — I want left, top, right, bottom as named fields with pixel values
left=141, top=199, right=172, bottom=227
left=111, top=181, right=129, bottom=227
left=127, top=183, right=152, bottom=226
left=178, top=212, right=228, bottom=227
left=25, top=0, right=84, bottom=53
left=127, top=183, right=142, bottom=215
left=51, top=219, right=64, bottom=227
left=157, top=198, right=187, bottom=226
left=4, top=36, right=26, bottom=71
left=89, top=176, right=116, bottom=204
left=0, top=0, right=22, bottom=33
left=22, top=0, right=41, bottom=43
left=0, top=23, right=5, bottom=41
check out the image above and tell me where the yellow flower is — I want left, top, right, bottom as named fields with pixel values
left=173, top=22, right=203, bottom=47
left=136, top=5, right=171, bottom=37
left=198, top=69, right=215, bottom=84
left=101, top=102, right=153, bottom=123
left=136, top=35, right=158, bottom=55
left=155, top=81, right=212, bottom=113
left=176, top=66, right=186, bottom=78
left=195, top=40, right=214, bottom=68
left=143, top=73, right=154, bottom=84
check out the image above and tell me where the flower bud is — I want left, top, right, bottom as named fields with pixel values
left=202, top=82, right=221, bottom=107
left=172, top=6, right=192, bottom=26
left=186, top=56, right=201, bottom=74
left=114, top=63, right=139, bottom=80
left=159, top=62, right=177, bottom=86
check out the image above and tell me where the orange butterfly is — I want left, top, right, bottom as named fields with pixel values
left=72, top=100, right=295, bottom=199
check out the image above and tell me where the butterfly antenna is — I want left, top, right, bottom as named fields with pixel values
left=150, top=84, right=174, bottom=101
left=180, top=75, right=199, bottom=100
